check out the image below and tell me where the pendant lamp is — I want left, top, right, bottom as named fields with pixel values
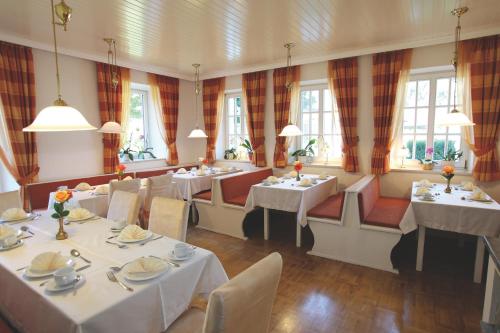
left=188, top=64, right=208, bottom=138
left=279, top=43, right=302, bottom=137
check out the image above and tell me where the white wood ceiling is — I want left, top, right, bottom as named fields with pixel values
left=0, top=0, right=499, bottom=80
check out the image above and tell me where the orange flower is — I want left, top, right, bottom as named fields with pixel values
left=442, top=165, right=455, bottom=175
left=116, top=164, right=126, bottom=172
left=54, top=190, right=72, bottom=203
left=294, top=161, right=303, bottom=172
left=202, top=158, right=209, bottom=165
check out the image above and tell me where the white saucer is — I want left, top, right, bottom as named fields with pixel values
left=67, top=214, right=96, bottom=223
left=0, top=213, right=33, bottom=224
left=0, top=239, right=23, bottom=251
left=45, top=275, right=85, bottom=292
left=117, top=231, right=153, bottom=243
left=167, top=249, right=195, bottom=261
left=24, top=259, right=75, bottom=278
left=123, top=265, right=170, bottom=282
left=420, top=197, right=436, bottom=202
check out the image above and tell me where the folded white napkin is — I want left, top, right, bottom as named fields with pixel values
left=289, top=171, right=298, bottom=178
left=30, top=252, right=68, bottom=273
left=68, top=208, right=92, bottom=220
left=462, top=181, right=475, bottom=191
left=196, top=169, right=206, bottom=176
left=471, top=189, right=487, bottom=201
left=1, top=208, right=27, bottom=221
left=176, top=168, right=187, bottom=174
left=415, top=187, right=430, bottom=196
left=119, top=225, right=148, bottom=240
left=300, top=178, right=312, bottom=186
left=220, top=167, right=229, bottom=172
left=123, top=176, right=133, bottom=181
left=141, top=178, right=148, bottom=187
left=201, top=165, right=208, bottom=171
left=95, top=184, right=109, bottom=195
left=0, top=225, right=16, bottom=240
left=417, top=179, right=432, bottom=188
left=318, top=173, right=328, bottom=180
left=266, top=176, right=280, bottom=184
left=74, top=182, right=92, bottom=191
left=126, top=257, right=167, bottom=275
left=230, top=166, right=237, bottom=171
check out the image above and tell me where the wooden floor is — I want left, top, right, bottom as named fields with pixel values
left=188, top=211, right=486, bottom=333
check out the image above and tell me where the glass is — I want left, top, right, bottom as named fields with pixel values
left=415, top=108, right=428, bottom=133
left=333, top=112, right=341, bottom=133
left=127, top=91, right=146, bottom=151
left=331, top=135, right=342, bottom=158
left=405, top=81, right=417, bottom=107
left=403, top=135, right=414, bottom=159
left=323, top=112, right=333, bottom=134
left=448, top=135, right=461, bottom=152
left=434, top=107, right=448, bottom=133
left=301, top=91, right=310, bottom=112
left=403, top=108, right=415, bottom=133
left=417, top=80, right=430, bottom=107
left=436, top=78, right=450, bottom=106
left=228, top=117, right=235, bottom=134
left=415, top=135, right=427, bottom=160
left=235, top=116, right=241, bottom=134
left=433, top=135, right=446, bottom=160
left=323, top=89, right=332, bottom=111
left=302, top=113, right=310, bottom=134
left=228, top=97, right=235, bottom=115
left=311, top=113, right=319, bottom=134
left=311, top=90, right=319, bottom=112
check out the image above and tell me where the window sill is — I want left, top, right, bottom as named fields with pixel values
left=120, top=158, right=165, bottom=165
left=287, top=162, right=342, bottom=169
left=390, top=165, right=472, bottom=176
left=215, top=159, right=251, bottom=164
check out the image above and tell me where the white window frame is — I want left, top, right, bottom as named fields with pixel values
left=296, top=83, right=342, bottom=164
left=129, top=87, right=150, bottom=150
left=398, top=71, right=470, bottom=169
left=224, top=92, right=248, bottom=156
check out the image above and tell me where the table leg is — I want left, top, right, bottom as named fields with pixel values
left=264, top=208, right=269, bottom=240
left=482, top=256, right=500, bottom=325
left=296, top=221, right=301, bottom=248
left=474, top=236, right=485, bottom=284
left=416, top=225, right=426, bottom=271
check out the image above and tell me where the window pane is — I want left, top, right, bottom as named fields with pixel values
left=323, top=89, right=332, bottom=111
left=323, top=112, right=333, bottom=134
left=436, top=78, right=450, bottom=106
left=403, top=108, right=415, bottom=133
left=433, top=135, right=446, bottom=160
left=448, top=135, right=461, bottom=152
left=415, top=108, right=428, bottom=133
left=228, top=97, right=235, bottom=115
left=128, top=91, right=146, bottom=150
left=311, top=90, right=319, bottom=112
left=228, top=136, right=237, bottom=148
left=302, top=113, right=310, bottom=134
left=235, top=116, right=241, bottom=134
left=434, top=107, right=448, bottom=133
left=228, top=117, right=235, bottom=134
left=415, top=135, right=427, bottom=160
left=301, top=91, right=310, bottom=112
left=403, top=135, right=414, bottom=159
left=405, top=81, right=416, bottom=107
left=333, top=112, right=341, bottom=133
left=417, top=80, right=430, bottom=107
left=311, top=113, right=319, bottom=134
left=235, top=97, right=241, bottom=115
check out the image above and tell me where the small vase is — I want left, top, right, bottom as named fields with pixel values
left=296, top=172, right=301, bottom=181
left=444, top=178, right=452, bottom=193
left=56, top=217, right=68, bottom=240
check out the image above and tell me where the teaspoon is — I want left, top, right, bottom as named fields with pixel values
left=20, top=226, right=34, bottom=235
left=70, top=249, right=91, bottom=264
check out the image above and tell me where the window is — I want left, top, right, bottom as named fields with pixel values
left=224, top=93, right=248, bottom=150
left=298, top=84, right=341, bottom=161
left=125, top=88, right=149, bottom=151
left=401, top=72, right=467, bottom=167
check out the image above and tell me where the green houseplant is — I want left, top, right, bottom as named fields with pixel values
left=138, top=147, right=156, bottom=160
left=437, top=148, right=463, bottom=167
left=119, top=147, right=135, bottom=162
left=224, top=148, right=237, bottom=160
left=291, top=138, right=316, bottom=163
left=240, top=138, right=253, bottom=160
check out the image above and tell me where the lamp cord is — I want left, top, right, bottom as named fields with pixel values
left=50, top=0, right=62, bottom=101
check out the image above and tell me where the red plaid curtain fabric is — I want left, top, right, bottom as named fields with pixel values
left=243, top=71, right=267, bottom=167
left=462, top=35, right=500, bottom=181
left=328, top=57, right=359, bottom=172
left=96, top=62, right=127, bottom=174
left=149, top=74, right=180, bottom=165
left=202, top=77, right=225, bottom=163
left=0, top=41, right=39, bottom=208
left=273, top=66, right=299, bottom=168
left=371, top=49, right=412, bottom=174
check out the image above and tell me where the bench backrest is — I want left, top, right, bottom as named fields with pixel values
left=26, top=172, right=134, bottom=210
left=220, top=168, right=273, bottom=203
left=357, top=176, right=380, bottom=221
left=135, top=164, right=197, bottom=179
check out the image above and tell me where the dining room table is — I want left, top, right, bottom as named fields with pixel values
left=244, top=174, right=337, bottom=247
left=400, top=182, right=500, bottom=283
left=0, top=211, right=228, bottom=333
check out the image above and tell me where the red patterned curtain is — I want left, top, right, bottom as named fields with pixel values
left=371, top=49, right=412, bottom=174
left=243, top=71, right=267, bottom=167
left=0, top=41, right=39, bottom=208
left=148, top=73, right=179, bottom=165
left=202, top=77, right=225, bottom=163
left=273, top=66, right=300, bottom=168
left=461, top=35, right=500, bottom=182
left=328, top=57, right=360, bottom=172
left=96, top=62, right=128, bottom=174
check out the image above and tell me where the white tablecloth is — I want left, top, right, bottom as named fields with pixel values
left=173, top=169, right=240, bottom=202
left=0, top=212, right=228, bottom=333
left=244, top=175, right=337, bottom=226
left=400, top=182, right=500, bottom=236
left=47, top=186, right=147, bottom=218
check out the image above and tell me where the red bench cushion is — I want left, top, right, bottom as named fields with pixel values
left=193, top=190, right=212, bottom=201
left=357, top=177, right=380, bottom=221
left=308, top=192, right=345, bottom=220
left=364, top=197, right=410, bottom=229
left=220, top=168, right=272, bottom=205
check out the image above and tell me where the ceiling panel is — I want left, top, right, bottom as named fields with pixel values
left=0, top=0, right=499, bottom=80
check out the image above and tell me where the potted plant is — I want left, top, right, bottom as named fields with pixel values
left=138, top=147, right=156, bottom=160
left=240, top=138, right=253, bottom=161
left=224, top=148, right=237, bottom=160
left=119, top=146, right=135, bottom=162
left=438, top=148, right=463, bottom=167
left=419, top=147, right=437, bottom=170
left=291, top=138, right=316, bottom=164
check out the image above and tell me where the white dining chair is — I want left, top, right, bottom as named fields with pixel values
left=148, top=197, right=189, bottom=241
left=107, top=190, right=141, bottom=225
left=0, top=190, right=22, bottom=213
left=144, top=174, right=182, bottom=213
left=108, top=178, right=141, bottom=205
left=166, top=252, right=283, bottom=333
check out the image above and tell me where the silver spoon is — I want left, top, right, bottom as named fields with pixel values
left=70, top=249, right=91, bottom=264
left=106, top=240, right=128, bottom=249
left=20, top=226, right=34, bottom=235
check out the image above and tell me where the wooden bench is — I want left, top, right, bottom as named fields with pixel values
left=307, top=175, right=406, bottom=273
left=135, top=164, right=197, bottom=179
left=220, top=168, right=273, bottom=206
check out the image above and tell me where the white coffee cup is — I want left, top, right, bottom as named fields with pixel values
left=174, top=243, right=191, bottom=258
left=110, top=219, right=127, bottom=230
left=191, top=167, right=198, bottom=172
left=0, top=234, right=17, bottom=248
left=53, top=266, right=76, bottom=286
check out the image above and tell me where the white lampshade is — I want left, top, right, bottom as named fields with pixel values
left=398, top=146, right=409, bottom=158
left=97, top=121, right=122, bottom=134
left=188, top=127, right=208, bottom=138
left=436, top=109, right=475, bottom=127
left=279, top=123, right=302, bottom=137
left=23, top=104, right=96, bottom=132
